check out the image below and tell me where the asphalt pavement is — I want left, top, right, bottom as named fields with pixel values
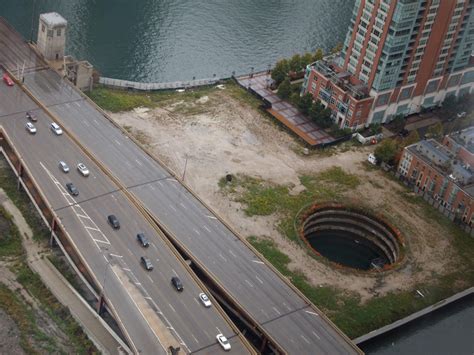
left=0, top=71, right=250, bottom=355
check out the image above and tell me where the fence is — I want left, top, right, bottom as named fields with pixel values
left=98, top=76, right=225, bottom=91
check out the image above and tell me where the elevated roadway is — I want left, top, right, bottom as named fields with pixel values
left=0, top=67, right=250, bottom=354
left=0, top=16, right=361, bottom=354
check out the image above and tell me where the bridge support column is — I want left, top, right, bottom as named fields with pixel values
left=97, top=294, right=106, bottom=315
left=17, top=162, right=23, bottom=190
left=259, top=337, right=268, bottom=353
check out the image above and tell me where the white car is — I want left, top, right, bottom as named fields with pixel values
left=25, top=122, right=37, bottom=134
left=59, top=161, right=69, bottom=173
left=457, top=111, right=467, bottom=118
left=50, top=122, right=63, bottom=135
left=216, top=334, right=231, bottom=351
left=77, top=163, right=90, bottom=177
left=199, top=293, right=212, bottom=308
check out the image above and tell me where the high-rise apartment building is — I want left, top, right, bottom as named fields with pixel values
left=302, top=0, right=474, bottom=129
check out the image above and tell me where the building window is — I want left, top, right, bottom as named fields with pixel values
left=425, top=79, right=440, bottom=94
left=398, top=86, right=413, bottom=101
left=447, top=74, right=461, bottom=87
left=47, top=29, right=53, bottom=38
left=57, top=28, right=61, bottom=36
left=375, top=93, right=390, bottom=107
left=372, top=110, right=385, bottom=123
left=41, top=24, right=45, bottom=32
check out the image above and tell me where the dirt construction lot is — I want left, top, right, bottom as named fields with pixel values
left=109, top=84, right=470, bottom=307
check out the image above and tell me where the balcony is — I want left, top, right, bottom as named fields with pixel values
left=311, top=57, right=370, bottom=100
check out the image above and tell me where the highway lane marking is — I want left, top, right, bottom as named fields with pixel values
left=135, top=159, right=143, bottom=166
left=150, top=185, right=156, bottom=190
left=272, top=307, right=281, bottom=315
left=135, top=282, right=142, bottom=286
left=74, top=101, right=81, bottom=107
left=203, top=330, right=210, bottom=338
left=169, top=204, right=177, bottom=212
left=219, top=253, right=227, bottom=262
left=179, top=203, right=187, bottom=210
left=84, top=226, right=100, bottom=232
left=171, top=268, right=178, bottom=276
left=300, top=335, right=310, bottom=344
left=312, top=331, right=321, bottom=340
left=304, top=310, right=319, bottom=316
left=255, top=275, right=264, bottom=284
left=191, top=334, right=199, bottom=344
left=283, top=302, right=292, bottom=311
left=168, top=304, right=176, bottom=313
left=93, top=238, right=110, bottom=245
left=151, top=244, right=158, bottom=251
left=244, top=279, right=254, bottom=288
left=145, top=296, right=152, bottom=300
left=110, top=253, right=123, bottom=258
left=216, top=327, right=222, bottom=335
left=83, top=121, right=90, bottom=127
left=206, top=215, right=217, bottom=220
left=76, top=213, right=88, bottom=218
left=93, top=119, right=99, bottom=125
left=123, top=268, right=131, bottom=272
left=193, top=228, right=200, bottom=235
left=229, top=250, right=237, bottom=258
left=157, top=181, right=163, bottom=187
left=203, top=225, right=211, bottom=233
left=252, top=260, right=265, bottom=265
left=147, top=275, right=154, bottom=284
left=261, top=308, right=269, bottom=318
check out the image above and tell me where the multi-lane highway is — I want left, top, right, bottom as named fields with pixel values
left=0, top=69, right=251, bottom=354
left=0, top=16, right=361, bottom=354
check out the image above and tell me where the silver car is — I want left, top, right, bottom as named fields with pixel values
left=59, top=161, right=69, bottom=173
left=77, top=163, right=89, bottom=177
left=25, top=122, right=36, bottom=134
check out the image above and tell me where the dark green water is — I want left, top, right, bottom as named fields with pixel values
left=0, top=0, right=354, bottom=82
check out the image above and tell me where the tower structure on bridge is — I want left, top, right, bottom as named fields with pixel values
left=303, top=0, right=474, bottom=130
left=37, top=12, right=67, bottom=61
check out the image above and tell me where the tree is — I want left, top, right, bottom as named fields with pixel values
left=403, top=130, right=420, bottom=147
left=442, top=94, right=457, bottom=114
left=426, top=122, right=444, bottom=138
left=331, top=42, right=343, bottom=54
left=312, top=48, right=324, bottom=62
left=298, top=93, right=313, bottom=115
left=374, top=139, right=399, bottom=164
left=289, top=54, right=302, bottom=73
left=271, top=59, right=290, bottom=86
left=391, top=114, right=405, bottom=132
left=277, top=78, right=291, bottom=99
left=301, top=52, right=314, bottom=67
left=290, top=92, right=301, bottom=107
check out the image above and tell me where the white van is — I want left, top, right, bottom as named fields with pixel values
left=368, top=153, right=378, bottom=165
left=50, top=122, right=63, bottom=135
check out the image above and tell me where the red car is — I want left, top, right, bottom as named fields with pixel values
left=3, top=73, right=14, bottom=86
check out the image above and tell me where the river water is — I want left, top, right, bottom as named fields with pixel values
left=1, top=0, right=354, bottom=82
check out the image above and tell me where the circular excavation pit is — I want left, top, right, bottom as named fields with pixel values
left=301, top=204, right=404, bottom=271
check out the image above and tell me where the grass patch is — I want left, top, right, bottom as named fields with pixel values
left=0, top=206, right=24, bottom=258
left=248, top=236, right=474, bottom=339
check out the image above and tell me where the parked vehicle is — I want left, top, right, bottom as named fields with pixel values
left=216, top=334, right=231, bottom=351
left=199, top=293, right=212, bottom=308
left=77, top=163, right=90, bottom=177
left=26, top=111, right=37, bottom=122
left=107, top=214, right=120, bottom=229
left=457, top=111, right=467, bottom=118
left=136, top=233, right=150, bottom=247
left=367, top=153, right=378, bottom=166
left=59, top=161, right=69, bottom=173
left=25, top=122, right=36, bottom=134
left=66, top=182, right=79, bottom=196
left=50, top=122, right=63, bottom=135
left=3, top=73, right=14, bottom=86
left=171, top=276, right=183, bottom=292
left=141, top=256, right=153, bottom=271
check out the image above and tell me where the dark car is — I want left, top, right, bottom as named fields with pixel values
left=136, top=233, right=150, bottom=247
left=66, top=182, right=79, bottom=196
left=26, top=111, right=37, bottom=122
left=107, top=214, right=120, bottom=229
left=171, top=276, right=183, bottom=292
left=141, top=256, right=153, bottom=271
left=398, top=128, right=409, bottom=138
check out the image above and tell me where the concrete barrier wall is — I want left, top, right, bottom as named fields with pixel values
left=99, top=76, right=224, bottom=91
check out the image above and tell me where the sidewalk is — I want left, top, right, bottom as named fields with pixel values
left=0, top=189, right=128, bottom=355
left=236, top=73, right=335, bottom=146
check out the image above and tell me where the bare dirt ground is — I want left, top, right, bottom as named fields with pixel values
left=111, top=86, right=460, bottom=302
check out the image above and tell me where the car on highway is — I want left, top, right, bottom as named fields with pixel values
left=199, top=293, right=212, bottom=308
left=77, top=163, right=89, bottom=177
left=216, top=333, right=231, bottom=351
left=66, top=182, right=79, bottom=196
left=107, top=214, right=120, bottom=229
left=25, top=122, right=36, bottom=134
left=58, top=161, right=69, bottom=173
left=140, top=256, right=153, bottom=271
left=26, top=111, right=37, bottom=122
left=50, top=122, right=63, bottom=135
left=171, top=276, right=183, bottom=292
left=136, top=233, right=150, bottom=247
left=3, top=73, right=14, bottom=86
